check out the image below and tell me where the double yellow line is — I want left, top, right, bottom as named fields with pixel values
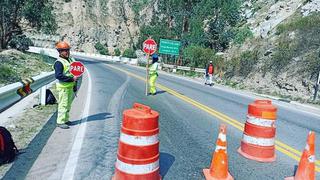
left=107, top=64, right=320, bottom=172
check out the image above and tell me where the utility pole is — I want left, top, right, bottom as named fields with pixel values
left=313, top=71, right=320, bottom=101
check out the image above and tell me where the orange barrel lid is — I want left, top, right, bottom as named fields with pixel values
left=248, top=100, right=277, bottom=120
left=122, top=103, right=159, bottom=136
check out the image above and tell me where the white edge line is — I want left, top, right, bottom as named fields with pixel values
left=61, top=67, right=92, bottom=179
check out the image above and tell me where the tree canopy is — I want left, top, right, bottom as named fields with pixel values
left=0, top=0, right=56, bottom=50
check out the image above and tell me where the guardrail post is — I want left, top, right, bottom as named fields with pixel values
left=40, top=85, right=47, bottom=105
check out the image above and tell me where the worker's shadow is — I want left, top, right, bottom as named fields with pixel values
left=156, top=90, right=166, bottom=95
left=68, top=112, right=114, bottom=126
left=160, top=152, right=175, bottom=179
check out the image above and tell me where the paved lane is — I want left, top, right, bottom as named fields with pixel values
left=24, top=57, right=320, bottom=180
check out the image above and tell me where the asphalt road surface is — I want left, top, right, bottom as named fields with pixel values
left=7, top=56, right=319, bottom=180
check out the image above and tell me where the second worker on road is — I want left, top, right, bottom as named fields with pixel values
left=149, top=54, right=159, bottom=95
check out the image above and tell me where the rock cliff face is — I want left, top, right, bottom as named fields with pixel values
left=52, top=0, right=155, bottom=53
left=228, top=0, right=320, bottom=102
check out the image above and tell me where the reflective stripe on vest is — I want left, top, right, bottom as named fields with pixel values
left=55, top=57, right=75, bottom=88
left=149, top=63, right=158, bottom=75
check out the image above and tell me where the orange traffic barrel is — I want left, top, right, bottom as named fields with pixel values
left=112, top=103, right=161, bottom=180
left=238, top=100, right=277, bottom=162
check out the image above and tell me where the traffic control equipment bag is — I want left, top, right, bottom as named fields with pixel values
left=46, top=89, right=57, bottom=105
left=0, top=126, right=18, bottom=164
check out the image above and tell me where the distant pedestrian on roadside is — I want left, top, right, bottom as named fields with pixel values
left=54, top=41, right=78, bottom=129
left=205, top=61, right=214, bottom=86
left=149, top=54, right=159, bottom=95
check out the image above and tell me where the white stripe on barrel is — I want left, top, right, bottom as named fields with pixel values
left=116, top=158, right=159, bottom=174
left=120, top=133, right=158, bottom=146
left=246, top=115, right=275, bottom=127
left=242, top=134, right=275, bottom=146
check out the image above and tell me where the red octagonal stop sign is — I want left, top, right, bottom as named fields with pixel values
left=70, top=61, right=85, bottom=77
left=143, top=39, right=157, bottom=55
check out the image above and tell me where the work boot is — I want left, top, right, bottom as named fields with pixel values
left=57, top=123, right=69, bottom=129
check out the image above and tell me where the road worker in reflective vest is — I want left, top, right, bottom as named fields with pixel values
left=149, top=54, right=159, bottom=95
left=205, top=61, right=214, bottom=86
left=54, top=41, right=78, bottom=129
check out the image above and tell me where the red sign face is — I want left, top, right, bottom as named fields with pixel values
left=143, top=39, right=157, bottom=55
left=70, top=61, right=85, bottom=77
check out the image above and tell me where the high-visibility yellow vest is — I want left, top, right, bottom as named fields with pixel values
left=54, top=57, right=75, bottom=88
left=149, top=62, right=158, bottom=76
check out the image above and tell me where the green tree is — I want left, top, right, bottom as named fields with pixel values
left=183, top=45, right=215, bottom=68
left=0, top=0, right=56, bottom=50
left=94, top=42, right=109, bottom=55
left=123, top=48, right=137, bottom=58
left=114, top=48, right=121, bottom=56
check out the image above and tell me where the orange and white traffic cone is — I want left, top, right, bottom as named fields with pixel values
left=285, top=131, right=316, bottom=180
left=203, top=124, right=234, bottom=180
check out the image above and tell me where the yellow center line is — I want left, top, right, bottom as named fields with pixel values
left=107, top=64, right=320, bottom=171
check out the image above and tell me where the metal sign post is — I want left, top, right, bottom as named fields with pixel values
left=145, top=53, right=150, bottom=96
left=313, top=71, right=320, bottom=101
left=142, top=38, right=157, bottom=96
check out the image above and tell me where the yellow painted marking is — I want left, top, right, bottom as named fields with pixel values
left=107, top=64, right=320, bottom=172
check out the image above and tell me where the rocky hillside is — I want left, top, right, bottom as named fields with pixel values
left=26, top=0, right=320, bottom=103
left=51, top=0, right=154, bottom=53
left=223, top=0, right=320, bottom=103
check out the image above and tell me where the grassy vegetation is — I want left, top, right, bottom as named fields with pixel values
left=276, top=13, right=320, bottom=34
left=227, top=50, right=259, bottom=77
left=0, top=50, right=55, bottom=87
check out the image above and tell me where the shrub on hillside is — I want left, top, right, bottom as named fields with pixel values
left=226, top=50, right=258, bottom=77
left=114, top=48, right=121, bottom=56
left=122, top=48, right=137, bottom=58
left=183, top=45, right=215, bottom=68
left=233, top=26, right=253, bottom=45
left=94, top=42, right=109, bottom=55
left=8, top=35, right=34, bottom=52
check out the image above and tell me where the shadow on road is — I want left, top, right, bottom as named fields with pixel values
left=160, top=152, right=175, bottom=179
left=156, top=91, right=166, bottom=95
left=68, top=112, right=113, bottom=126
left=3, top=112, right=57, bottom=180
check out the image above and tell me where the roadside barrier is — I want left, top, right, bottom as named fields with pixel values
left=203, top=124, right=233, bottom=180
left=17, top=78, right=34, bottom=97
left=112, top=103, right=161, bottom=180
left=285, top=131, right=315, bottom=180
left=238, top=100, right=277, bottom=162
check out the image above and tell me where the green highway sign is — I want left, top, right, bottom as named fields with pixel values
left=159, top=39, right=181, bottom=56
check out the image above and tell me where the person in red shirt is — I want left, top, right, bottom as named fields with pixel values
left=205, top=61, right=214, bottom=86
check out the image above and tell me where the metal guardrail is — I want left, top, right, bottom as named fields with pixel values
left=0, top=72, right=55, bottom=112
left=0, top=47, right=58, bottom=113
